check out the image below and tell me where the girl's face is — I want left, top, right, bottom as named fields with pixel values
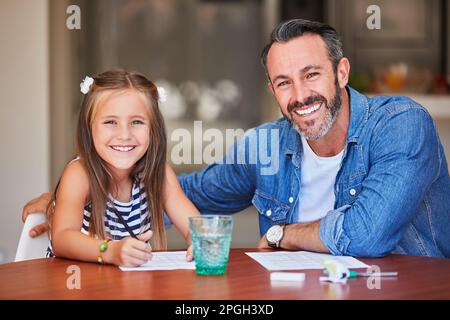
left=91, top=89, right=151, bottom=177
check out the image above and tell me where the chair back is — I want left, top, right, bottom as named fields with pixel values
left=15, top=212, right=49, bottom=262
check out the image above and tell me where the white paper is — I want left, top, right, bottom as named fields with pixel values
left=245, top=251, right=369, bottom=271
left=119, top=251, right=195, bottom=271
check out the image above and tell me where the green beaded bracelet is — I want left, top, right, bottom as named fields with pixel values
left=97, top=239, right=111, bottom=265
left=99, top=240, right=109, bottom=252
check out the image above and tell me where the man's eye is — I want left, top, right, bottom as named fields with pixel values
left=306, top=72, right=319, bottom=79
left=276, top=80, right=290, bottom=87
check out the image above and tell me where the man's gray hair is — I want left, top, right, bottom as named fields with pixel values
left=261, top=19, right=343, bottom=81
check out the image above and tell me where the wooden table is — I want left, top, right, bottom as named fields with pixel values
left=1, top=248, right=450, bottom=300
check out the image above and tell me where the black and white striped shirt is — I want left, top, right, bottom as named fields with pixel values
left=47, top=180, right=150, bottom=257
left=83, top=180, right=150, bottom=239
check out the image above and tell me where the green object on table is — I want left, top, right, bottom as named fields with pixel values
left=348, top=270, right=399, bottom=278
left=348, top=270, right=359, bottom=278
left=189, top=215, right=233, bottom=275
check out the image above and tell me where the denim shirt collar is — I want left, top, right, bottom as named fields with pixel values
left=284, top=86, right=369, bottom=157
left=346, top=86, right=370, bottom=143
left=284, top=123, right=302, bottom=156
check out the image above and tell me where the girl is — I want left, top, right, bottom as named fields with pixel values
left=47, top=69, right=200, bottom=267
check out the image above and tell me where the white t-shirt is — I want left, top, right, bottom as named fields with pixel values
left=297, top=136, right=344, bottom=222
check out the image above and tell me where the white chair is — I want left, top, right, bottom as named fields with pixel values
left=15, top=212, right=49, bottom=262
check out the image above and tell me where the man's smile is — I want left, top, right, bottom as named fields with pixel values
left=291, top=102, right=322, bottom=117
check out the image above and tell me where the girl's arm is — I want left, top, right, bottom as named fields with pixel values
left=51, top=161, right=152, bottom=266
left=163, top=164, right=201, bottom=245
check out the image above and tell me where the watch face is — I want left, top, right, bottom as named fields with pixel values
left=267, top=225, right=283, bottom=243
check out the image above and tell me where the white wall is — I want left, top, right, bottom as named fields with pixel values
left=0, top=0, right=49, bottom=263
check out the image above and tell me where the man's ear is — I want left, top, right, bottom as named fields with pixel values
left=267, top=82, right=275, bottom=95
left=336, top=57, right=350, bottom=88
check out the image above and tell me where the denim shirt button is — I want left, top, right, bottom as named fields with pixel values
left=266, top=209, right=272, bottom=216
left=349, top=188, right=356, bottom=196
left=288, top=197, right=294, bottom=203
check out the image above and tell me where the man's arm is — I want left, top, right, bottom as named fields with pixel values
left=26, top=153, right=255, bottom=238
left=178, top=133, right=257, bottom=215
left=21, top=192, right=52, bottom=237
left=257, top=220, right=330, bottom=253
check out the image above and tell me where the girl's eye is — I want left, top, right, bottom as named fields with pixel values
left=131, top=120, right=144, bottom=125
left=103, top=120, right=116, bottom=125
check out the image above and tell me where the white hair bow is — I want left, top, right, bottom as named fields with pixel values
left=80, top=76, right=94, bottom=94
left=157, top=86, right=167, bottom=103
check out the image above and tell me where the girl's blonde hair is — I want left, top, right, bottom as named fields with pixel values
left=48, top=69, right=167, bottom=250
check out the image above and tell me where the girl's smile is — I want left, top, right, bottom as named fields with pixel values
left=110, top=145, right=137, bottom=152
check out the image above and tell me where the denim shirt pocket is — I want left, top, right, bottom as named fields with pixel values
left=252, top=189, right=289, bottom=223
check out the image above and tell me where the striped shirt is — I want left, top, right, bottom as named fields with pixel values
left=47, top=179, right=150, bottom=257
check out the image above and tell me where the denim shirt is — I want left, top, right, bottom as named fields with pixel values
left=178, top=86, right=450, bottom=258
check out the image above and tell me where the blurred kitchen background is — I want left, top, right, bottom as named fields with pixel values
left=1, top=0, right=450, bottom=263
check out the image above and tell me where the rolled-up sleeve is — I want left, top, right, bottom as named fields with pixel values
left=319, top=205, right=351, bottom=255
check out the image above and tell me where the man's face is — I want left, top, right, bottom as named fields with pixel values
left=267, top=34, right=342, bottom=141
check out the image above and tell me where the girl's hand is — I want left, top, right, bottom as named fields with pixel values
left=186, top=244, right=194, bottom=261
left=106, top=230, right=153, bottom=267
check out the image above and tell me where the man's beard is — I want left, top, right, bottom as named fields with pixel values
left=282, top=81, right=342, bottom=141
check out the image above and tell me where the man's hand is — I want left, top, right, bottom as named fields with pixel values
left=21, top=192, right=52, bottom=238
left=257, top=234, right=271, bottom=249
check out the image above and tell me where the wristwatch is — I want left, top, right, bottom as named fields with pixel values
left=266, top=224, right=285, bottom=248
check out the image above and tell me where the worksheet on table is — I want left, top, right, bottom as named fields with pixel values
left=119, top=251, right=195, bottom=271
left=246, top=251, right=369, bottom=271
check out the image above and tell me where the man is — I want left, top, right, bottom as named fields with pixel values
left=23, top=19, right=450, bottom=258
